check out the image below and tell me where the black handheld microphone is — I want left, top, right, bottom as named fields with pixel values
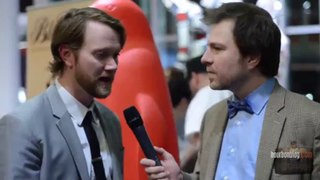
left=123, top=106, right=162, bottom=166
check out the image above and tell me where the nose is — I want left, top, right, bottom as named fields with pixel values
left=104, top=57, right=118, bottom=71
left=201, top=48, right=210, bottom=65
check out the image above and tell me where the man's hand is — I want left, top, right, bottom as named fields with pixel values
left=140, top=147, right=182, bottom=180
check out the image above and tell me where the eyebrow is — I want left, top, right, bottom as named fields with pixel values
left=208, top=42, right=226, bottom=48
left=92, top=47, right=121, bottom=54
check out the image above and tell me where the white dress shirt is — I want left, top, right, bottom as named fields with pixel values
left=56, top=80, right=113, bottom=179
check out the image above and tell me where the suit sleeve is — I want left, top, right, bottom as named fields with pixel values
left=1, top=114, right=41, bottom=180
left=313, top=112, right=320, bottom=178
left=0, top=115, right=9, bottom=179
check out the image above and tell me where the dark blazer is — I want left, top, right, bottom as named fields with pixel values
left=183, top=82, right=320, bottom=180
left=0, top=84, right=123, bottom=180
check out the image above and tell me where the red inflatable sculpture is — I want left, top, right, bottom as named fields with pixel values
left=91, top=0, right=179, bottom=179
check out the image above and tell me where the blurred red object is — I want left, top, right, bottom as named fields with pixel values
left=91, top=0, right=179, bottom=179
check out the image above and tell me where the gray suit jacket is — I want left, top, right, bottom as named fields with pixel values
left=183, top=82, right=320, bottom=180
left=0, top=84, right=123, bottom=180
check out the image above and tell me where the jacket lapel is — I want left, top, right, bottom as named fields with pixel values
left=203, top=100, right=229, bottom=179
left=95, top=103, right=122, bottom=180
left=255, top=83, right=286, bottom=180
left=46, top=85, right=90, bottom=180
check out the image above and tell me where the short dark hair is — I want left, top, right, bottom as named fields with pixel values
left=167, top=67, right=191, bottom=107
left=186, top=55, right=206, bottom=81
left=49, top=7, right=126, bottom=78
left=203, top=2, right=281, bottom=77
left=243, top=0, right=258, bottom=4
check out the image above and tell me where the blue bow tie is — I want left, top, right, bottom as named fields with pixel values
left=227, top=99, right=254, bottom=119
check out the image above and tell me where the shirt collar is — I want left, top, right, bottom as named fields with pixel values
left=233, top=78, right=275, bottom=115
left=55, top=79, right=95, bottom=126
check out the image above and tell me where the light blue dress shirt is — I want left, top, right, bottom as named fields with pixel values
left=214, top=78, right=276, bottom=180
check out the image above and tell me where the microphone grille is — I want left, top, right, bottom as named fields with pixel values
left=123, top=106, right=143, bottom=128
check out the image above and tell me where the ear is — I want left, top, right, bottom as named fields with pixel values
left=246, top=55, right=260, bottom=70
left=58, top=45, right=75, bottom=68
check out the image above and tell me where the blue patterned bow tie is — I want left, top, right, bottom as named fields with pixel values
left=227, top=99, right=254, bottom=119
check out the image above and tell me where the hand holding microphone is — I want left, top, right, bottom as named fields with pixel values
left=123, top=106, right=182, bottom=179
left=123, top=106, right=162, bottom=166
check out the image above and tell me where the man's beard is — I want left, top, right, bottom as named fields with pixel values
left=75, top=66, right=113, bottom=99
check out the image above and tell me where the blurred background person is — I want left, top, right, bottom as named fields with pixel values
left=181, top=55, right=232, bottom=172
left=165, top=65, right=192, bottom=157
